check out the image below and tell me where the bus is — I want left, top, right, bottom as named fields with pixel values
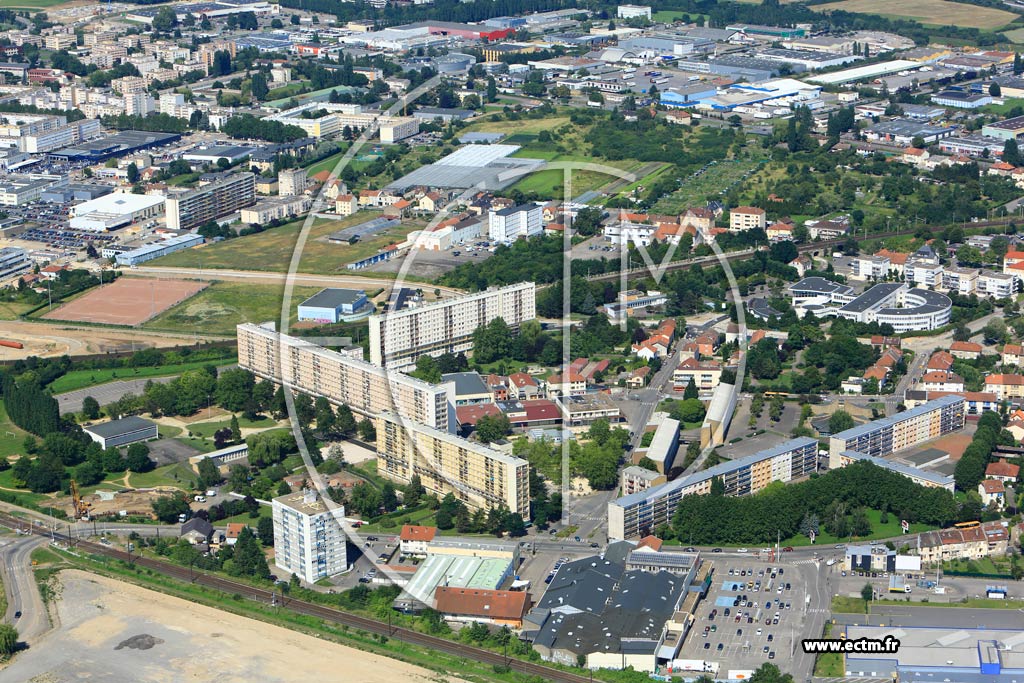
left=954, top=521, right=980, bottom=529
left=763, top=392, right=791, bottom=398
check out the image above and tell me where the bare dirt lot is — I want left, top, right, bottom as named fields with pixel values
left=2, top=570, right=467, bottom=683
left=0, top=320, right=224, bottom=361
left=43, top=277, right=209, bottom=326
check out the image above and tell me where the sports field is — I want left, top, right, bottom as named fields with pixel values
left=42, top=278, right=208, bottom=326
left=813, top=0, right=1018, bottom=29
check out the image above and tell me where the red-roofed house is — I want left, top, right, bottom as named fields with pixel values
left=434, top=587, right=529, bottom=628
left=985, top=373, right=1024, bottom=400
left=986, top=459, right=1020, bottom=483
left=927, top=351, right=955, bottom=372
left=950, top=341, right=982, bottom=360
left=400, top=524, right=437, bottom=557
left=627, top=366, right=651, bottom=389
left=456, top=403, right=503, bottom=428
left=979, top=479, right=1006, bottom=509
left=921, top=370, right=964, bottom=393
left=1003, top=343, right=1024, bottom=367
left=673, top=357, right=723, bottom=391
left=546, top=372, right=586, bottom=398
left=508, top=372, right=541, bottom=400
left=224, top=523, right=246, bottom=546
left=636, top=535, right=664, bottom=552
left=501, top=399, right=562, bottom=430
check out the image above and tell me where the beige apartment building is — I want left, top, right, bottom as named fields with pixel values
left=165, top=173, right=255, bottom=231
left=375, top=411, right=530, bottom=518
left=729, top=206, right=767, bottom=231
left=236, top=323, right=453, bottom=431
left=368, top=282, right=536, bottom=369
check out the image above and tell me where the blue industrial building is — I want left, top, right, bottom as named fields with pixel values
left=297, top=288, right=370, bottom=323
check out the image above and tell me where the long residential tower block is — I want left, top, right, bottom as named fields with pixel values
left=608, top=437, right=818, bottom=540
left=165, top=172, right=256, bottom=231
left=237, top=323, right=453, bottom=430
left=375, top=411, right=530, bottom=518
left=368, top=282, right=536, bottom=369
left=827, top=395, right=965, bottom=469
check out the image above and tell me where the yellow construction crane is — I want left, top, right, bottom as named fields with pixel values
left=70, top=479, right=90, bottom=520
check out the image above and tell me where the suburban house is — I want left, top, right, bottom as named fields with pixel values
left=978, top=479, right=1006, bottom=509
left=985, top=459, right=1020, bottom=483
left=949, top=341, right=982, bottom=360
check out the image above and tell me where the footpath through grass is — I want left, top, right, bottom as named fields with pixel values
left=833, top=595, right=1024, bottom=612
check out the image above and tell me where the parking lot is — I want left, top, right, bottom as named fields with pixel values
left=676, top=558, right=810, bottom=668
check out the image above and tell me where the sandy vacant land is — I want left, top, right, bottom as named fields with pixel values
left=0, top=320, right=223, bottom=361
left=813, top=0, right=1018, bottom=29
left=43, top=278, right=208, bottom=326
left=2, top=570, right=464, bottom=683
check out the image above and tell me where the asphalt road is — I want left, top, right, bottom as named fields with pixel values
left=0, top=535, right=48, bottom=642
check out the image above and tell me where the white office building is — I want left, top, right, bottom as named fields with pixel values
left=489, top=203, right=543, bottom=242
left=368, top=282, right=536, bottom=369
left=0, top=246, right=30, bottom=281
left=272, top=489, right=349, bottom=584
left=69, top=192, right=165, bottom=231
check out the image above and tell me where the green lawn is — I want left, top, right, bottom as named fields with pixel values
left=653, top=156, right=768, bottom=215
left=0, top=467, right=50, bottom=507
left=942, top=556, right=1014, bottom=577
left=142, top=281, right=322, bottom=336
left=220, top=503, right=272, bottom=526
left=49, top=357, right=235, bottom=394
left=781, top=508, right=932, bottom=547
left=0, top=400, right=28, bottom=459
left=186, top=415, right=278, bottom=438
left=834, top=594, right=1024, bottom=611
left=149, top=214, right=421, bottom=276
left=0, top=299, right=34, bottom=319
left=0, top=0, right=72, bottom=9
left=652, top=10, right=709, bottom=21
left=125, top=462, right=196, bottom=490
left=813, top=622, right=845, bottom=676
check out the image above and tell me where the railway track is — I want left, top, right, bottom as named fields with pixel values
left=0, top=512, right=591, bottom=683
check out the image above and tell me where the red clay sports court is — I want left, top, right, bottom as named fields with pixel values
left=42, top=277, right=208, bottom=326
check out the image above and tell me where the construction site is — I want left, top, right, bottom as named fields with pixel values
left=60, top=484, right=179, bottom=521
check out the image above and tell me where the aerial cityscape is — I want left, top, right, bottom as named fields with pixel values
left=0, top=0, right=1023, bottom=681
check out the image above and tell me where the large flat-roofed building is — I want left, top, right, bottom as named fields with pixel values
left=789, top=279, right=951, bottom=332
left=264, top=102, right=419, bottom=143
left=297, top=288, right=370, bottom=323
left=237, top=322, right=454, bottom=431
left=835, top=450, right=954, bottom=491
left=115, top=233, right=204, bottom=266
left=828, top=395, right=965, bottom=469
left=271, top=489, right=348, bottom=584
left=165, top=172, right=256, bottom=231
left=842, top=624, right=1024, bottom=683
left=982, top=114, right=1024, bottom=141
left=84, top=415, right=159, bottom=449
left=489, top=203, right=543, bottom=242
left=375, top=411, right=529, bottom=518
left=0, top=246, right=30, bottom=281
left=0, top=175, right=60, bottom=206
left=368, top=282, right=536, bottom=369
left=69, top=192, right=165, bottom=232
left=608, top=437, right=818, bottom=540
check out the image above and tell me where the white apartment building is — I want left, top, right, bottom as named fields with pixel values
left=978, top=270, right=1016, bottom=299
left=272, top=489, right=348, bottom=584
left=855, top=255, right=890, bottom=280
left=941, top=267, right=978, bottom=295
left=265, top=101, right=419, bottom=142
left=0, top=113, right=100, bottom=154
left=376, top=411, right=530, bottom=517
left=239, top=195, right=312, bottom=224
left=159, top=92, right=196, bottom=119
left=237, top=322, right=454, bottom=431
left=124, top=91, right=155, bottom=117
left=368, top=282, right=536, bottom=369
left=278, top=167, right=308, bottom=197
left=489, top=203, right=543, bottom=242
left=906, top=261, right=943, bottom=287
left=729, top=206, right=766, bottom=231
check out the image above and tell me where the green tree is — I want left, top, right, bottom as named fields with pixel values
left=230, top=414, right=241, bottom=442
left=229, top=527, right=271, bottom=580
left=861, top=582, right=874, bottom=607
left=197, top=457, right=221, bottom=489
left=829, top=410, right=855, bottom=433
left=637, top=456, right=659, bottom=472
left=683, top=378, right=698, bottom=400
left=126, top=442, right=153, bottom=472
left=126, top=162, right=139, bottom=184
left=151, top=492, right=190, bottom=523
left=412, top=355, right=442, bottom=383
left=0, top=624, right=18, bottom=655
left=357, top=418, right=376, bottom=442
left=335, top=404, right=357, bottom=436
left=250, top=72, right=269, bottom=101
left=257, top=515, right=274, bottom=546
left=152, top=5, right=178, bottom=31
left=82, top=395, right=100, bottom=420
left=404, top=474, right=425, bottom=506
left=476, top=413, right=511, bottom=444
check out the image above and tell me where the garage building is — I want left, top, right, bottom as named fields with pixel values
left=84, top=416, right=158, bottom=449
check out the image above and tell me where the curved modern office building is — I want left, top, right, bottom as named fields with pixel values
left=788, top=279, right=951, bottom=332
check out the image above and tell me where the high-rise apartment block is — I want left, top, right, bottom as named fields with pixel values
left=368, top=282, right=536, bottom=369
left=237, top=323, right=453, bottom=431
left=272, top=489, right=348, bottom=584
left=165, top=173, right=256, bottom=231
left=375, top=411, right=530, bottom=518
left=828, top=395, right=965, bottom=469
left=278, top=167, right=308, bottom=197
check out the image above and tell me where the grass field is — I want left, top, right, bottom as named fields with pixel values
left=814, top=622, right=844, bottom=676
left=0, top=299, right=34, bottom=320
left=0, top=0, right=72, bottom=8
left=185, top=415, right=278, bottom=438
left=124, top=462, right=196, bottom=490
left=49, top=357, right=235, bottom=394
left=833, top=594, right=1024, bottom=612
left=781, top=508, right=933, bottom=547
left=654, top=156, right=767, bottom=214
left=462, top=114, right=572, bottom=136
left=0, top=400, right=28, bottom=459
left=150, top=214, right=422, bottom=276
left=812, top=0, right=1019, bottom=29
left=1002, top=27, right=1024, bottom=42
left=143, top=281, right=322, bottom=336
